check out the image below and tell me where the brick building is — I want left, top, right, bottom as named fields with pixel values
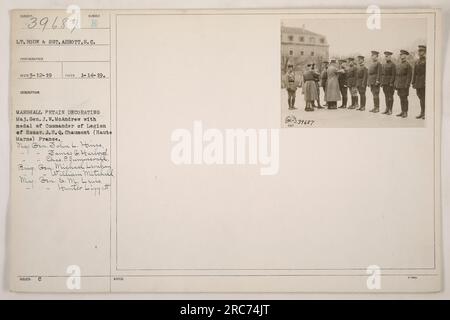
left=281, top=25, right=329, bottom=73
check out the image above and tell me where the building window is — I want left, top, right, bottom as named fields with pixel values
left=289, top=49, right=294, bottom=56
left=300, top=51, right=304, bottom=56
left=310, top=37, right=315, bottom=43
left=288, top=35, right=294, bottom=41
left=320, top=38, right=325, bottom=44
left=299, top=36, right=304, bottom=42
left=311, top=51, right=314, bottom=56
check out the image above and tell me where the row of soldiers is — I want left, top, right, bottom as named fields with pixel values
left=285, top=45, right=426, bottom=119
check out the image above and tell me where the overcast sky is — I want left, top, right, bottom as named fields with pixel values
left=283, top=16, right=427, bottom=58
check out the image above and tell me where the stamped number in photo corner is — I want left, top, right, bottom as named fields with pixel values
left=285, top=115, right=315, bottom=127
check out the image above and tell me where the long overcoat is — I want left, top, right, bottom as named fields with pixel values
left=325, top=65, right=341, bottom=102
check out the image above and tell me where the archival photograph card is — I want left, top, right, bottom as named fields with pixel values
left=8, top=8, right=442, bottom=293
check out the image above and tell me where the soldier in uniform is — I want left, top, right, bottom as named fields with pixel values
left=320, top=61, right=329, bottom=107
left=346, top=57, right=358, bottom=109
left=356, top=55, right=368, bottom=111
left=412, top=45, right=426, bottom=119
left=302, top=64, right=319, bottom=112
left=338, top=59, right=348, bottom=108
left=311, top=63, right=324, bottom=108
left=367, top=50, right=382, bottom=113
left=381, top=51, right=396, bottom=115
left=285, top=64, right=298, bottom=110
left=394, top=50, right=412, bottom=118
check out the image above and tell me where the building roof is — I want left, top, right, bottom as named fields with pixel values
left=281, top=26, right=325, bottom=38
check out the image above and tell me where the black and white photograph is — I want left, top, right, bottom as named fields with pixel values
left=281, top=16, right=430, bottom=128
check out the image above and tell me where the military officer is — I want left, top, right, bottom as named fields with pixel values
left=381, top=51, right=396, bottom=115
left=325, top=59, right=343, bottom=109
left=320, top=61, right=329, bottom=106
left=394, top=50, right=412, bottom=118
left=367, top=50, right=382, bottom=113
left=356, top=55, right=368, bottom=111
left=285, top=64, right=298, bottom=110
left=338, top=59, right=348, bottom=108
left=412, top=45, right=426, bottom=119
left=346, top=57, right=358, bottom=109
left=311, top=63, right=324, bottom=108
left=303, top=63, right=319, bottom=112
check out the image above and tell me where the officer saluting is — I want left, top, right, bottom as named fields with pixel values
left=381, top=51, right=396, bottom=115
left=394, top=50, right=412, bottom=118
left=412, top=45, right=426, bottom=119
left=367, top=50, right=382, bottom=113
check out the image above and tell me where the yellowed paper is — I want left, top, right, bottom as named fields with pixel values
left=8, top=8, right=442, bottom=292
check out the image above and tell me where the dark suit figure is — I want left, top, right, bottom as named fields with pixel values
left=338, top=59, right=348, bottom=108
left=346, top=57, right=358, bottom=109
left=356, top=55, right=368, bottom=111
left=412, top=45, right=426, bottom=119
left=394, top=50, right=412, bottom=118
left=381, top=51, right=396, bottom=115
left=367, top=50, right=382, bottom=113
